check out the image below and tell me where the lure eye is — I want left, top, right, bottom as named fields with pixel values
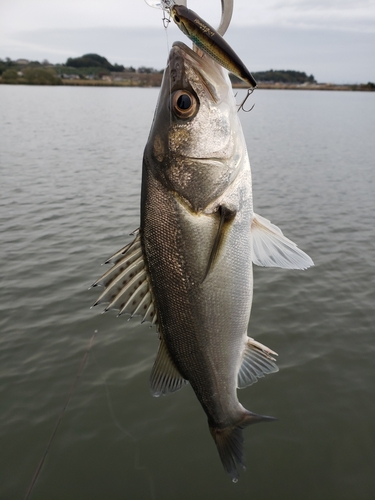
left=171, top=7, right=180, bottom=23
left=171, top=90, right=198, bottom=119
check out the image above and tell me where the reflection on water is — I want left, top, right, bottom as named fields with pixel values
left=1, top=86, right=374, bottom=499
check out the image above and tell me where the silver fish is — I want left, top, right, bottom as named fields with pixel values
left=92, top=41, right=313, bottom=481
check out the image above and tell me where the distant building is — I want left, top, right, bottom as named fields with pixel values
left=62, top=74, right=80, bottom=80
left=16, top=59, right=29, bottom=65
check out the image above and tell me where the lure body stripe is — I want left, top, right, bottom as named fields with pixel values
left=171, top=4, right=257, bottom=88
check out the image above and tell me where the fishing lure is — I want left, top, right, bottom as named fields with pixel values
left=170, top=4, right=257, bottom=90
left=145, top=0, right=255, bottom=111
left=144, top=0, right=175, bottom=10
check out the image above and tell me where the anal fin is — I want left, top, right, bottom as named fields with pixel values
left=150, top=337, right=188, bottom=396
left=251, top=213, right=314, bottom=270
left=237, top=337, right=279, bottom=389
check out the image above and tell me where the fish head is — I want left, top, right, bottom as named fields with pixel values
left=144, top=41, right=245, bottom=212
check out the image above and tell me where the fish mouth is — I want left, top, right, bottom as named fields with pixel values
left=172, top=41, right=205, bottom=65
left=171, top=40, right=222, bottom=76
left=171, top=41, right=225, bottom=103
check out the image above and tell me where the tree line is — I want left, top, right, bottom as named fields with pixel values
left=0, top=54, right=164, bottom=84
left=230, top=69, right=316, bottom=84
left=1, top=54, right=317, bottom=84
left=2, top=54, right=374, bottom=89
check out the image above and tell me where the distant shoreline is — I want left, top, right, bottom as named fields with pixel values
left=53, top=80, right=375, bottom=91
left=2, top=55, right=374, bottom=91
left=1, top=80, right=372, bottom=92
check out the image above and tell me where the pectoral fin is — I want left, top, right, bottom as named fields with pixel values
left=203, top=205, right=236, bottom=282
left=237, top=337, right=279, bottom=388
left=251, top=213, right=314, bottom=270
left=150, top=337, right=188, bottom=396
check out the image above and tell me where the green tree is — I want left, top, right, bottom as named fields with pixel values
left=248, top=69, right=316, bottom=84
left=23, top=68, right=62, bottom=85
left=66, top=53, right=124, bottom=72
left=1, top=69, right=18, bottom=83
left=0, top=58, right=16, bottom=76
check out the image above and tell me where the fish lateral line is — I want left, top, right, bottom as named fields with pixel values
left=92, top=20, right=313, bottom=481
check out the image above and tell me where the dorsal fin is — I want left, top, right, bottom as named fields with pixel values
left=150, top=337, right=188, bottom=396
left=91, top=230, right=158, bottom=325
left=237, top=337, right=278, bottom=389
left=251, top=213, right=314, bottom=270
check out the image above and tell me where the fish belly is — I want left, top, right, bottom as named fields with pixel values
left=141, top=165, right=253, bottom=425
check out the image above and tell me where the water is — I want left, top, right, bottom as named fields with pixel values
left=0, top=85, right=374, bottom=500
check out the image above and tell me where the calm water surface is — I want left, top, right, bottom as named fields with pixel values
left=0, top=85, right=374, bottom=499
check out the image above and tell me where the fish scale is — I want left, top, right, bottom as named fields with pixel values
left=93, top=40, right=313, bottom=481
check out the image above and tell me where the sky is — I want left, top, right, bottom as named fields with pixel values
left=1, top=0, right=374, bottom=83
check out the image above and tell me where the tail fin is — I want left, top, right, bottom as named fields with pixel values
left=209, top=410, right=276, bottom=482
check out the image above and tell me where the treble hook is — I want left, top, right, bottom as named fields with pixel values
left=148, top=0, right=257, bottom=101
left=150, top=0, right=233, bottom=35
left=237, top=88, right=255, bottom=113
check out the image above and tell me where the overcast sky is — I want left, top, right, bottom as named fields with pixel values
left=1, top=0, right=374, bottom=83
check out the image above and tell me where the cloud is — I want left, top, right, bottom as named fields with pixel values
left=2, top=24, right=374, bottom=84
left=0, top=0, right=160, bottom=33
left=233, top=0, right=375, bottom=31
left=1, top=0, right=375, bottom=33
left=1, top=0, right=375, bottom=83
left=1, top=27, right=178, bottom=66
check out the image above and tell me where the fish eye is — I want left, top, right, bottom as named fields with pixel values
left=171, top=90, right=198, bottom=119
left=177, top=94, right=191, bottom=109
left=174, top=14, right=180, bottom=23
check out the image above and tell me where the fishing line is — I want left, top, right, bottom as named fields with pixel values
left=91, top=346, right=136, bottom=439
left=162, top=6, right=171, bottom=29
left=161, top=7, right=174, bottom=132
left=24, top=331, right=96, bottom=500
left=91, top=343, right=156, bottom=500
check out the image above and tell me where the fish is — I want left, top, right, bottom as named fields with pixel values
left=92, top=41, right=313, bottom=481
left=170, top=4, right=257, bottom=88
